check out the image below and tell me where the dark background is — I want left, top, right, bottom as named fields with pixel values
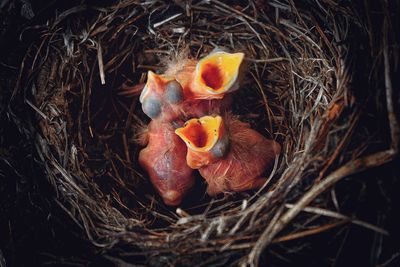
left=1, top=0, right=399, bottom=266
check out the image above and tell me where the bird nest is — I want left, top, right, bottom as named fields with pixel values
left=13, top=0, right=372, bottom=265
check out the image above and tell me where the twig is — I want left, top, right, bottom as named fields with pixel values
left=97, top=41, right=106, bottom=85
left=377, top=252, right=400, bottom=267
left=25, top=99, right=48, bottom=120
left=153, top=13, right=182, bottom=28
left=244, top=149, right=396, bottom=267
left=284, top=204, right=389, bottom=235
left=271, top=220, right=347, bottom=243
left=383, top=16, right=400, bottom=152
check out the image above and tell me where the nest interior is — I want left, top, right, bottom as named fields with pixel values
left=9, top=0, right=398, bottom=266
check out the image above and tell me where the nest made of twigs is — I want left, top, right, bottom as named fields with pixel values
left=12, top=0, right=387, bottom=265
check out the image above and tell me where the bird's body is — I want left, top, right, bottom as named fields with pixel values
left=139, top=120, right=195, bottom=206
left=176, top=115, right=281, bottom=196
left=199, top=118, right=281, bottom=195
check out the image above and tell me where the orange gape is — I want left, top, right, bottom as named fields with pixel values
left=139, top=121, right=195, bottom=206
left=176, top=115, right=281, bottom=196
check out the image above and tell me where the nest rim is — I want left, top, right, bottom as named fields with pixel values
left=14, top=0, right=365, bottom=265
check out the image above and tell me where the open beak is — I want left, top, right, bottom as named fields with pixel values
left=175, top=115, right=229, bottom=168
left=191, top=51, right=244, bottom=99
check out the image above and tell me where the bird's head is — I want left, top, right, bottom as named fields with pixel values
left=139, top=71, right=184, bottom=120
left=175, top=115, right=230, bottom=169
left=190, top=51, right=244, bottom=99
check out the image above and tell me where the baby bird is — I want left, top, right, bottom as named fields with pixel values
left=175, top=115, right=281, bottom=196
left=137, top=50, right=245, bottom=204
left=139, top=120, right=195, bottom=206
left=139, top=50, right=244, bottom=121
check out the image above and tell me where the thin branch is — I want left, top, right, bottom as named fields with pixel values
left=97, top=41, right=106, bottom=85
left=285, top=204, right=389, bottom=235
left=244, top=149, right=396, bottom=267
left=271, top=220, right=347, bottom=243
left=383, top=15, right=400, bottom=152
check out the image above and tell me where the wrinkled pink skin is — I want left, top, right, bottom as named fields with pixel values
left=153, top=98, right=231, bottom=123
left=177, top=95, right=232, bottom=120
left=139, top=121, right=195, bottom=206
left=199, top=118, right=281, bottom=196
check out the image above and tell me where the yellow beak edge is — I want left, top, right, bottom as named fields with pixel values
left=192, top=51, right=244, bottom=98
left=175, top=115, right=222, bottom=152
